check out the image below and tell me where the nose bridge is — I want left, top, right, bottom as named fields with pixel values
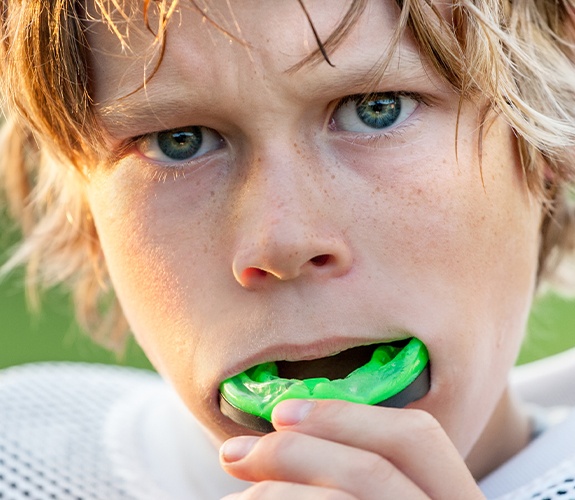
left=249, top=145, right=314, bottom=227
left=231, top=143, right=353, bottom=286
left=237, top=144, right=324, bottom=254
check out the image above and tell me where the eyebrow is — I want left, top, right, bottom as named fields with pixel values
left=97, top=46, right=433, bottom=139
left=97, top=84, right=205, bottom=138
left=314, top=48, right=434, bottom=95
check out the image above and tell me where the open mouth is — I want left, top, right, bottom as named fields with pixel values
left=219, top=337, right=430, bottom=433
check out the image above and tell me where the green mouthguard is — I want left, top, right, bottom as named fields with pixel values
left=220, top=337, right=429, bottom=427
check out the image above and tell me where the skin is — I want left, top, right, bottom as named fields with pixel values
left=85, top=0, right=542, bottom=497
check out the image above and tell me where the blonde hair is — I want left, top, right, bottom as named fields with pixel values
left=1, top=0, right=575, bottom=349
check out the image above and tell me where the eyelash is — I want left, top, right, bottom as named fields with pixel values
left=329, top=91, right=427, bottom=141
left=121, top=91, right=429, bottom=173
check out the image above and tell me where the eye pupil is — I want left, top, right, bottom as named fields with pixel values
left=158, top=127, right=203, bottom=160
left=357, top=96, right=401, bottom=129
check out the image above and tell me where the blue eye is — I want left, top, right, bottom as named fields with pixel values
left=137, top=126, right=223, bottom=162
left=332, top=93, right=419, bottom=134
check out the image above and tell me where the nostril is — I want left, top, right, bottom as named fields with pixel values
left=241, top=267, right=268, bottom=281
left=310, top=254, right=331, bottom=267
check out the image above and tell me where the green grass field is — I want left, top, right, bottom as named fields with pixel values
left=1, top=219, right=575, bottom=370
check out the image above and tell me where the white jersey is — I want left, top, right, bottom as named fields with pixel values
left=0, top=359, right=574, bottom=499
left=0, top=363, right=247, bottom=500
left=480, top=349, right=575, bottom=499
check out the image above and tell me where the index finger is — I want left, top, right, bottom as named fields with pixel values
left=271, top=399, right=484, bottom=500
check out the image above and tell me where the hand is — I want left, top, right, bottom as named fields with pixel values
left=219, top=399, right=485, bottom=499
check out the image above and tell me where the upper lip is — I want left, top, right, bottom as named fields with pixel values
left=219, top=334, right=411, bottom=383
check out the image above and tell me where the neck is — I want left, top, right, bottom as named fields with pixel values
left=466, top=386, right=532, bottom=480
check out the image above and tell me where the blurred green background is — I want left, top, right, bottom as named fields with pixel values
left=1, top=214, right=575, bottom=371
left=0, top=215, right=153, bottom=371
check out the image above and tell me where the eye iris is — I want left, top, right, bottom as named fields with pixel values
left=356, top=96, right=401, bottom=129
left=157, top=127, right=202, bottom=160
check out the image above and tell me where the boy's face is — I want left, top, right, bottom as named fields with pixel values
left=86, top=0, right=542, bottom=456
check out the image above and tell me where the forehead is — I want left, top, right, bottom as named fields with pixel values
left=86, top=0, right=445, bottom=135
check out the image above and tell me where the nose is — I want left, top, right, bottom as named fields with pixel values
left=231, top=154, right=353, bottom=288
left=233, top=226, right=354, bottom=287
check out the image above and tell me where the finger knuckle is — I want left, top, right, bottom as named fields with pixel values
left=352, top=451, right=395, bottom=485
left=406, top=408, right=443, bottom=436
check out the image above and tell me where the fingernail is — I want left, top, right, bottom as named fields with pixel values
left=272, top=399, right=314, bottom=426
left=220, top=436, right=259, bottom=463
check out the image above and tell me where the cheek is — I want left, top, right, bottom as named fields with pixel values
left=352, top=123, right=539, bottom=308
left=86, top=169, right=221, bottom=381
left=404, top=131, right=540, bottom=453
left=339, top=122, right=540, bottom=454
